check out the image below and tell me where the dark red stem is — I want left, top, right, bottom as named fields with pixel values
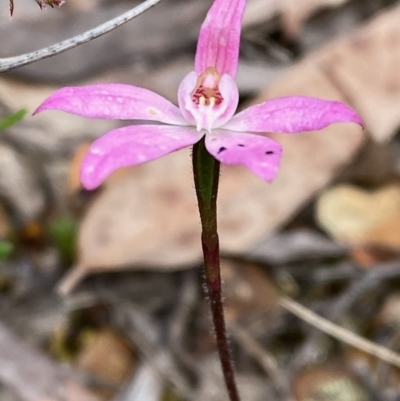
left=192, top=137, right=241, bottom=401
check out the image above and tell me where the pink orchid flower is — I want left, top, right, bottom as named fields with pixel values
left=35, top=0, right=363, bottom=190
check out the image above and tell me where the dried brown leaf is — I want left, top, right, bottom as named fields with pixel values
left=319, top=5, right=400, bottom=142
left=244, top=0, right=349, bottom=37
left=316, top=183, right=400, bottom=248
left=294, top=364, right=367, bottom=401
left=77, top=329, right=135, bottom=399
left=221, top=260, right=279, bottom=325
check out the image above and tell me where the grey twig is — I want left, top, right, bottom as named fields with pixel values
left=0, top=321, right=100, bottom=401
left=0, top=0, right=164, bottom=72
left=280, top=296, right=400, bottom=369
left=230, top=323, right=293, bottom=401
left=291, top=261, right=400, bottom=369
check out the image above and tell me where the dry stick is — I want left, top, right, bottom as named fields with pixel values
left=167, top=271, right=200, bottom=373
left=0, top=0, right=164, bottom=72
left=104, top=293, right=197, bottom=401
left=292, top=261, right=400, bottom=369
left=0, top=321, right=99, bottom=401
left=280, top=296, right=400, bottom=369
left=230, top=323, right=292, bottom=401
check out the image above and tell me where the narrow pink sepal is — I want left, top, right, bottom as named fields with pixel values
left=34, top=84, right=188, bottom=126
left=81, top=125, right=202, bottom=190
left=223, top=96, right=365, bottom=133
left=205, top=131, right=282, bottom=182
left=195, top=0, right=246, bottom=77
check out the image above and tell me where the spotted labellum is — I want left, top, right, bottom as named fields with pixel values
left=35, top=0, right=364, bottom=190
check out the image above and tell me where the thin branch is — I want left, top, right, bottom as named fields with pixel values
left=0, top=0, right=164, bottom=72
left=0, top=321, right=100, bottom=401
left=280, top=296, right=400, bottom=369
left=230, top=323, right=293, bottom=401
left=291, top=261, right=400, bottom=369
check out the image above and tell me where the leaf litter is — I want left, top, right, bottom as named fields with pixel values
left=1, top=1, right=400, bottom=400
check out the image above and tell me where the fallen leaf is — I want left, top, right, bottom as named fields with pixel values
left=340, top=140, right=396, bottom=187
left=77, top=328, right=135, bottom=399
left=316, top=183, right=400, bottom=248
left=366, top=217, right=400, bottom=249
left=248, top=229, right=346, bottom=265
left=319, top=4, right=400, bottom=142
left=244, top=0, right=349, bottom=38
left=294, top=363, right=367, bottom=401
left=221, top=260, right=279, bottom=325
left=377, top=295, right=400, bottom=328
left=349, top=246, right=398, bottom=268
left=78, top=152, right=200, bottom=270
left=0, top=204, right=11, bottom=238
left=281, top=0, right=349, bottom=39
left=0, top=141, right=46, bottom=223
left=67, top=143, right=90, bottom=197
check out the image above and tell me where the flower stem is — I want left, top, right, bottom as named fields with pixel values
left=192, top=137, right=241, bottom=401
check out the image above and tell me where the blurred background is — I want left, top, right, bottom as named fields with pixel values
left=1, top=0, right=400, bottom=400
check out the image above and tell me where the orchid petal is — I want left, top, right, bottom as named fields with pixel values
left=178, top=72, right=239, bottom=132
left=223, top=96, right=365, bottom=133
left=177, top=72, right=198, bottom=127
left=35, top=84, right=188, bottom=126
left=205, top=131, right=282, bottom=182
left=81, top=125, right=202, bottom=190
left=195, top=0, right=246, bottom=77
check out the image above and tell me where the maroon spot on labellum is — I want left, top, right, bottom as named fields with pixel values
left=265, top=151, right=274, bottom=155
left=237, top=144, right=245, bottom=147
left=218, top=147, right=227, bottom=154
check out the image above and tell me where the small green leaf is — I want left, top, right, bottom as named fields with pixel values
left=0, top=241, right=14, bottom=261
left=0, top=109, right=27, bottom=131
left=49, top=216, right=78, bottom=265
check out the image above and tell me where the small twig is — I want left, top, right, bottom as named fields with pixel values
left=230, top=323, right=293, bottom=401
left=292, top=261, right=400, bottom=369
left=0, top=321, right=99, bottom=401
left=104, top=292, right=197, bottom=401
left=376, top=331, right=400, bottom=388
left=167, top=271, right=200, bottom=373
left=351, top=362, right=392, bottom=401
left=327, top=262, right=400, bottom=320
left=0, top=0, right=164, bottom=72
left=280, top=296, right=400, bottom=369
left=112, top=363, right=163, bottom=401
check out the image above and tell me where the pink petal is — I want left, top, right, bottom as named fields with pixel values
left=205, top=131, right=282, bottom=182
left=178, top=71, right=239, bottom=132
left=223, top=96, right=365, bottom=133
left=35, top=84, right=188, bottom=126
left=195, top=0, right=246, bottom=77
left=81, top=125, right=202, bottom=190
